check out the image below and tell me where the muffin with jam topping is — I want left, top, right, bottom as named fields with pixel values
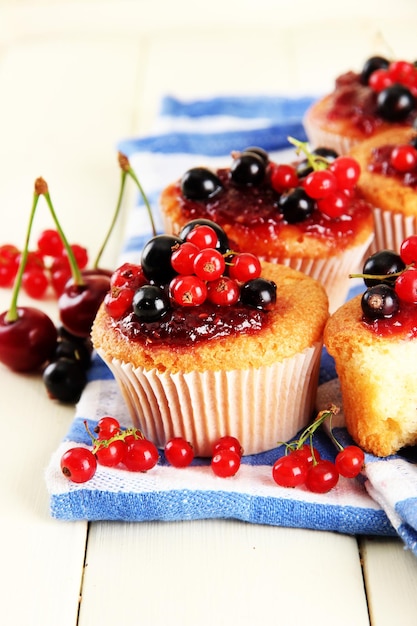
left=160, top=142, right=374, bottom=312
left=324, top=238, right=417, bottom=457
left=304, top=56, right=417, bottom=155
left=91, top=222, right=329, bottom=457
left=349, top=126, right=417, bottom=253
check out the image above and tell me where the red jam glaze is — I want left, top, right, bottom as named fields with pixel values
left=368, top=144, right=417, bottom=187
left=114, top=301, right=273, bottom=347
left=176, top=168, right=372, bottom=255
left=324, top=71, right=417, bottom=135
left=363, top=300, right=417, bottom=338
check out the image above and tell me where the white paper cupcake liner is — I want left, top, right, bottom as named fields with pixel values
left=369, top=207, right=417, bottom=254
left=303, top=116, right=360, bottom=156
left=97, top=342, right=322, bottom=457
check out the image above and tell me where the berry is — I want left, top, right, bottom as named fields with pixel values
left=400, top=235, right=417, bottom=265
left=43, top=357, right=87, bottom=403
left=110, top=263, right=147, bottom=290
left=170, top=274, right=207, bottom=306
left=206, top=276, right=240, bottom=306
left=242, top=146, right=269, bottom=165
left=278, top=187, right=315, bottom=223
left=54, top=336, right=92, bottom=370
left=95, top=439, right=127, bottom=467
left=292, top=444, right=321, bottom=468
left=58, top=273, right=111, bottom=338
left=230, top=152, right=266, bottom=186
left=329, top=156, right=361, bottom=189
left=317, top=191, right=349, bottom=219
left=269, top=163, right=298, bottom=193
left=272, top=453, right=308, bottom=488
left=164, top=437, right=194, bottom=467
left=141, top=234, right=182, bottom=283
left=132, top=285, right=170, bottom=322
left=335, top=446, right=364, bottom=478
left=61, top=447, right=97, bottom=483
left=212, top=435, right=243, bottom=457
left=377, top=84, right=416, bottom=122
left=211, top=448, right=241, bottom=477
left=361, top=284, right=399, bottom=320
left=123, top=438, right=159, bottom=472
left=104, top=286, right=135, bottom=319
left=302, top=169, right=338, bottom=200
left=368, top=69, right=393, bottom=92
left=295, top=147, right=338, bottom=178
left=228, top=252, right=261, bottom=282
left=181, top=167, right=223, bottom=200
left=240, top=278, right=276, bottom=310
left=37, top=228, right=64, bottom=257
left=95, top=416, right=121, bottom=439
left=186, top=225, right=218, bottom=250
left=390, top=144, right=417, bottom=172
left=362, top=250, right=406, bottom=287
left=193, top=248, right=225, bottom=281
left=360, top=55, right=390, bottom=85
left=305, top=460, right=339, bottom=494
left=178, top=219, right=230, bottom=254
left=394, top=268, right=417, bottom=304
left=170, top=242, right=199, bottom=275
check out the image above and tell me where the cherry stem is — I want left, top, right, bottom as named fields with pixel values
left=118, top=152, right=157, bottom=237
left=295, top=404, right=340, bottom=449
left=287, top=136, right=328, bottom=172
left=39, top=179, right=84, bottom=286
left=5, top=190, right=40, bottom=322
left=93, top=169, right=128, bottom=269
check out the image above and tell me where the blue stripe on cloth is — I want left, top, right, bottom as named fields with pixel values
left=117, top=122, right=308, bottom=158
left=160, top=95, right=315, bottom=120
left=49, top=488, right=395, bottom=534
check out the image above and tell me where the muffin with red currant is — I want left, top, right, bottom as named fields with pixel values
left=91, top=221, right=329, bottom=457
left=349, top=126, right=417, bottom=253
left=324, top=237, right=417, bottom=457
left=304, top=56, right=417, bottom=155
left=160, top=142, right=374, bottom=312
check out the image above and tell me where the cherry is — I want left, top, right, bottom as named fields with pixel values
left=335, top=445, right=364, bottom=478
left=272, top=453, right=308, bottom=488
left=0, top=307, right=57, bottom=372
left=305, top=460, right=339, bottom=494
left=58, top=272, right=111, bottom=337
left=61, top=447, right=97, bottom=483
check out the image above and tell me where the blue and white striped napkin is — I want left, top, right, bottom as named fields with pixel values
left=45, top=95, right=417, bottom=556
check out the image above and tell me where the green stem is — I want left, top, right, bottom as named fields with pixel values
left=93, top=169, right=128, bottom=269
left=287, top=136, right=328, bottom=172
left=4, top=191, right=40, bottom=322
left=123, top=157, right=157, bottom=237
left=41, top=184, right=84, bottom=286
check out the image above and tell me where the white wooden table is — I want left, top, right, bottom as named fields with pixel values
left=1, top=2, right=417, bottom=624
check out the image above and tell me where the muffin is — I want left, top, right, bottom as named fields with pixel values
left=349, top=126, right=417, bottom=253
left=304, top=56, right=417, bottom=155
left=92, top=224, right=329, bottom=457
left=324, top=241, right=417, bottom=457
left=160, top=145, right=374, bottom=312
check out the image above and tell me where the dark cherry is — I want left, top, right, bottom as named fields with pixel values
left=362, top=250, right=406, bottom=287
left=58, top=273, right=111, bottom=338
left=377, top=84, right=416, bottom=121
left=178, top=219, right=230, bottom=254
left=240, top=278, right=277, bottom=310
left=0, top=307, right=57, bottom=372
left=180, top=167, right=223, bottom=200
left=360, top=55, right=390, bottom=85
left=43, top=357, right=87, bottom=403
left=278, top=187, right=315, bottom=223
left=132, top=285, right=170, bottom=322
left=141, top=234, right=182, bottom=284
left=296, top=147, right=339, bottom=178
left=361, top=284, right=399, bottom=320
left=230, top=152, right=266, bottom=186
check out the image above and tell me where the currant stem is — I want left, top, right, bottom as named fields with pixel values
left=4, top=190, right=40, bottom=323
left=93, top=169, right=128, bottom=269
left=118, top=152, right=157, bottom=237
left=287, top=136, right=328, bottom=172
left=38, top=179, right=84, bottom=286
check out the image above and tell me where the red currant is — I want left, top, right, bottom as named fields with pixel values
left=211, top=449, right=241, bottom=477
left=369, top=68, right=393, bottom=92
left=37, top=228, right=64, bottom=258
left=170, top=274, right=207, bottom=306
left=212, top=435, right=243, bottom=457
left=317, top=191, right=349, bottom=219
left=292, top=444, right=321, bottom=467
left=395, top=267, right=417, bottom=304
left=171, top=242, right=199, bottom=275
left=193, top=248, right=225, bottom=281
left=305, top=460, right=339, bottom=494
left=228, top=252, right=261, bottom=282
left=0, top=245, right=20, bottom=287
left=329, top=156, right=361, bottom=189
left=388, top=60, right=416, bottom=84
left=164, top=437, right=194, bottom=467
left=206, top=276, right=240, bottom=306
left=303, top=169, right=338, bottom=200
left=94, top=416, right=121, bottom=439
left=61, top=447, right=97, bottom=483
left=22, top=268, right=49, bottom=299
left=272, top=453, right=308, bottom=488
left=110, top=263, right=146, bottom=290
left=104, top=286, right=135, bottom=319
left=269, top=163, right=298, bottom=193
left=95, top=439, right=127, bottom=467
left=335, top=445, right=364, bottom=478
left=123, top=438, right=159, bottom=472
left=186, top=225, right=218, bottom=250
left=400, top=235, right=417, bottom=265
left=390, top=144, right=417, bottom=173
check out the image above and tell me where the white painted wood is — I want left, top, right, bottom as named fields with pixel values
left=0, top=2, right=416, bottom=625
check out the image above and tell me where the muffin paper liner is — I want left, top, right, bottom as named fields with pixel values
left=97, top=342, right=322, bottom=457
left=370, top=207, right=417, bottom=254
left=302, top=116, right=360, bottom=156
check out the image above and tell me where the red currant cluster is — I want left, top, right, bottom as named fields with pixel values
left=0, top=229, right=88, bottom=298
left=270, top=139, right=361, bottom=219
left=61, top=415, right=244, bottom=483
left=272, top=405, right=364, bottom=494
left=368, top=60, right=417, bottom=97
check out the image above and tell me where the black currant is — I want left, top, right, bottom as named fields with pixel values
left=278, top=187, right=315, bottom=223
left=377, top=84, right=416, bottom=122
left=230, top=152, right=266, bottom=186
left=132, top=285, right=170, bottom=322
left=242, top=146, right=269, bottom=165
left=181, top=167, right=223, bottom=200
left=54, top=338, right=92, bottom=370
left=240, top=278, right=277, bottom=310
left=362, top=250, right=406, bottom=287
left=360, top=55, right=390, bottom=85
left=410, top=134, right=417, bottom=149
left=361, top=284, right=399, bottom=320
left=295, top=147, right=339, bottom=178
left=141, top=234, right=182, bottom=283
left=178, top=219, right=230, bottom=253
left=43, top=358, right=87, bottom=404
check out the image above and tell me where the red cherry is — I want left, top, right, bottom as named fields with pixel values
left=305, top=460, right=339, bottom=493
left=272, top=453, right=308, bottom=488
left=335, top=446, right=364, bottom=478
left=0, top=306, right=57, bottom=372
left=58, top=273, right=111, bottom=337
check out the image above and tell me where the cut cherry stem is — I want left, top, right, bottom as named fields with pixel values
left=118, top=152, right=157, bottom=237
